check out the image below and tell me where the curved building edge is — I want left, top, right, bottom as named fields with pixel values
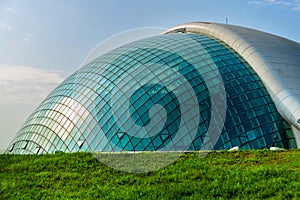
left=164, top=22, right=300, bottom=148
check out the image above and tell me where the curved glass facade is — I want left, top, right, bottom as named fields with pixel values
left=7, top=33, right=297, bottom=154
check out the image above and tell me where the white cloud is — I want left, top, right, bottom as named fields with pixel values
left=0, top=65, right=64, bottom=105
left=249, top=0, right=300, bottom=10
left=0, top=22, right=12, bottom=31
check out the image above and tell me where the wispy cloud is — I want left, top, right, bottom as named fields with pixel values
left=22, top=33, right=31, bottom=44
left=292, top=0, right=300, bottom=10
left=0, top=7, right=21, bottom=32
left=3, top=7, right=21, bottom=15
left=0, top=22, right=12, bottom=31
left=249, top=0, right=300, bottom=10
left=0, top=65, right=64, bottom=105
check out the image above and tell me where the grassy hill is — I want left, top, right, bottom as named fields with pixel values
left=1, top=150, right=300, bottom=199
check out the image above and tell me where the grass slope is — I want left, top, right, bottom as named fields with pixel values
left=1, top=150, right=300, bottom=199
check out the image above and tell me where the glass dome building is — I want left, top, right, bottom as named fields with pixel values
left=7, top=22, right=300, bottom=154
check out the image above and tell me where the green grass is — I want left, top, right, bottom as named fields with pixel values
left=1, top=150, right=300, bottom=199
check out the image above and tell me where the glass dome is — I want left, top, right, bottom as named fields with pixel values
left=7, top=33, right=297, bottom=154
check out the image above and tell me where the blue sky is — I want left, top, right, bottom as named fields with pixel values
left=1, top=0, right=300, bottom=150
